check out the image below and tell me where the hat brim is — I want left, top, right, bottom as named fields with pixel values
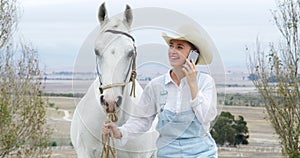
left=161, top=24, right=217, bottom=65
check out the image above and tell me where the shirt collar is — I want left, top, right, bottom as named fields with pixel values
left=165, top=69, right=187, bottom=86
left=165, top=69, right=173, bottom=85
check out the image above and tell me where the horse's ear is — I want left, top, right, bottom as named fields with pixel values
left=98, top=2, right=109, bottom=25
left=123, top=4, right=133, bottom=27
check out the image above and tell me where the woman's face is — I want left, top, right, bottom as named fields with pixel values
left=168, top=39, right=192, bottom=67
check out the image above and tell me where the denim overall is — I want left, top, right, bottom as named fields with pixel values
left=156, top=75, right=217, bottom=158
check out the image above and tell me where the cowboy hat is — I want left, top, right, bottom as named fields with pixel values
left=161, top=24, right=218, bottom=65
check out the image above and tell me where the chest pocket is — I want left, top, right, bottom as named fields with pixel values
left=159, top=89, right=168, bottom=107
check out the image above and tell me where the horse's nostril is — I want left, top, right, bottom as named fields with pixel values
left=100, top=95, right=105, bottom=104
left=116, top=96, right=122, bottom=107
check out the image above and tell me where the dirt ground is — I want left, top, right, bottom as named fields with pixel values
left=47, top=96, right=283, bottom=158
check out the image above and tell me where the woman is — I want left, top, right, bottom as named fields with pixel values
left=103, top=24, right=218, bottom=157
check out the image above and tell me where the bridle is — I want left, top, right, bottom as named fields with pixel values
left=96, top=29, right=137, bottom=98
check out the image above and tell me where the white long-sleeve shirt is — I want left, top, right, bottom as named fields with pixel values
left=119, top=69, right=217, bottom=144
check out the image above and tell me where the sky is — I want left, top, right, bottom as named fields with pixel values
left=18, top=0, right=280, bottom=73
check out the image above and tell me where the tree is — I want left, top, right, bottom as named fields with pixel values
left=211, top=111, right=249, bottom=147
left=0, top=0, right=52, bottom=157
left=233, top=116, right=249, bottom=145
left=0, top=0, right=17, bottom=48
left=247, top=73, right=260, bottom=81
left=247, top=0, right=300, bottom=157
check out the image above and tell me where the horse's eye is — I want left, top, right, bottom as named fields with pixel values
left=128, top=50, right=134, bottom=57
left=95, top=49, right=100, bottom=55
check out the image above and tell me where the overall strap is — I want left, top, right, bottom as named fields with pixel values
left=159, top=74, right=168, bottom=112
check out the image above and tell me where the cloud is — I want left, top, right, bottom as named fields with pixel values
left=19, top=0, right=278, bottom=71
left=22, top=0, right=84, bottom=7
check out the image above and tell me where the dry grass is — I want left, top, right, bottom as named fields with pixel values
left=219, top=106, right=282, bottom=158
left=222, top=106, right=280, bottom=147
left=46, top=97, right=283, bottom=158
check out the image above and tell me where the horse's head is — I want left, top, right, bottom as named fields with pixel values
left=95, top=3, right=135, bottom=116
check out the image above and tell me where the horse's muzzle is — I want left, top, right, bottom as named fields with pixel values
left=100, top=95, right=122, bottom=113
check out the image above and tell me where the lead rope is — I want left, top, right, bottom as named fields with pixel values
left=129, top=45, right=137, bottom=97
left=100, top=112, right=118, bottom=158
left=99, top=69, right=137, bottom=97
left=98, top=58, right=136, bottom=158
left=129, top=69, right=136, bottom=97
left=99, top=29, right=137, bottom=158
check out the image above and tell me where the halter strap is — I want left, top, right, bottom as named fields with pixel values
left=97, top=29, right=137, bottom=97
left=105, top=29, right=135, bottom=42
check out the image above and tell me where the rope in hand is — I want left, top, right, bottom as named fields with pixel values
left=100, top=112, right=118, bottom=158
left=99, top=70, right=136, bottom=158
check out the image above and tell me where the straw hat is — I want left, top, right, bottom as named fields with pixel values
left=162, top=24, right=217, bottom=65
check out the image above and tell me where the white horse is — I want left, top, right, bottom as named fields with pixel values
left=70, top=3, right=158, bottom=158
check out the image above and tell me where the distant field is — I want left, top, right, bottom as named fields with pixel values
left=42, top=72, right=257, bottom=94
left=47, top=96, right=283, bottom=158
left=44, top=72, right=282, bottom=157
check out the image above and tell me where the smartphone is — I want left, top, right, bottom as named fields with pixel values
left=186, top=50, right=199, bottom=63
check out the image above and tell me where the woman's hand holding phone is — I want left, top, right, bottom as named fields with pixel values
left=183, top=50, right=199, bottom=99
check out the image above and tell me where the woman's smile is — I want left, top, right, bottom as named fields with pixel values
left=169, top=55, right=180, bottom=61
